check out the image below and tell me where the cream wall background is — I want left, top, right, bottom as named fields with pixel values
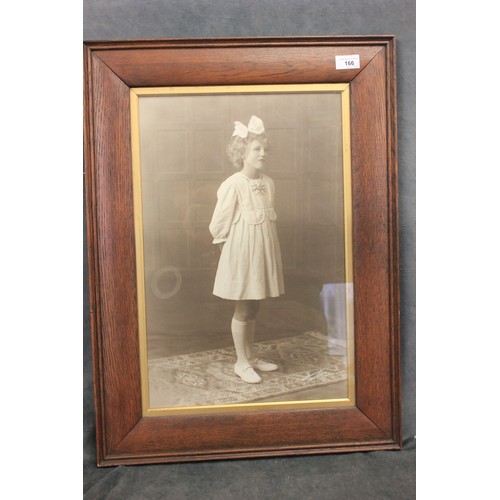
left=138, top=92, right=344, bottom=279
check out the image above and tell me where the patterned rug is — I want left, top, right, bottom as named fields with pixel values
left=148, top=331, right=347, bottom=408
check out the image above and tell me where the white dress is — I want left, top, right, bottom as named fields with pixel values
left=209, top=171, right=285, bottom=300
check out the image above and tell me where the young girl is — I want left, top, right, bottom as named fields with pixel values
left=209, top=115, right=285, bottom=384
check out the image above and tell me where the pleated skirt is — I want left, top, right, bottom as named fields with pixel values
left=213, top=217, right=285, bottom=300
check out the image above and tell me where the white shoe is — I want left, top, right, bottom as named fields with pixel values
left=250, top=358, right=278, bottom=372
left=234, top=364, right=262, bottom=384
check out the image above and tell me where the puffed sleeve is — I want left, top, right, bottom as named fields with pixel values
left=267, top=175, right=276, bottom=204
left=209, top=179, right=239, bottom=244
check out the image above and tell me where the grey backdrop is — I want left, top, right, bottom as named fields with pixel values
left=83, top=1, right=415, bottom=498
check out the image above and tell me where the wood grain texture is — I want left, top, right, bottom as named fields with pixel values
left=85, top=49, right=143, bottom=461
left=94, top=45, right=381, bottom=87
left=351, top=49, right=392, bottom=435
left=83, top=36, right=401, bottom=466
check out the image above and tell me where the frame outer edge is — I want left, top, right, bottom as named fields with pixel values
left=83, top=35, right=397, bottom=49
left=386, top=37, right=402, bottom=447
left=83, top=45, right=107, bottom=465
left=98, top=441, right=402, bottom=467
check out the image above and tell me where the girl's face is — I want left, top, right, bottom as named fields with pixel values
left=243, top=140, right=267, bottom=171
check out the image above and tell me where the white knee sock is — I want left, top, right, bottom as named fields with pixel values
left=231, top=317, right=262, bottom=383
left=231, top=317, right=250, bottom=366
left=245, top=319, right=256, bottom=359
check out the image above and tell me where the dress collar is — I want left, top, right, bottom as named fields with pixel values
left=238, top=171, right=262, bottom=181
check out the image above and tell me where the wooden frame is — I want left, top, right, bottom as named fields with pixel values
left=84, top=36, right=400, bottom=466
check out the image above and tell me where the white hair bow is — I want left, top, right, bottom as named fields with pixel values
left=232, top=115, right=265, bottom=138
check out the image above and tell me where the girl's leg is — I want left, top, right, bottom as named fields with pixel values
left=237, top=301, right=278, bottom=372
left=232, top=300, right=261, bottom=384
left=233, top=299, right=259, bottom=322
left=244, top=302, right=278, bottom=372
left=243, top=301, right=259, bottom=358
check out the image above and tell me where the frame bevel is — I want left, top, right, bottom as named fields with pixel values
left=84, top=35, right=401, bottom=466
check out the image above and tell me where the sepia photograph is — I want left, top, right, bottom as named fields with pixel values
left=130, top=85, right=355, bottom=414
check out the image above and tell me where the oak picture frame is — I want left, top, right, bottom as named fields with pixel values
left=83, top=35, right=400, bottom=466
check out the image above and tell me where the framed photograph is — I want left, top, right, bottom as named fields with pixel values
left=84, top=36, right=400, bottom=466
